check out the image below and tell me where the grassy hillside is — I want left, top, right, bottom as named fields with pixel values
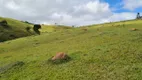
left=0, top=17, right=71, bottom=42
left=0, top=17, right=36, bottom=42
left=0, top=19, right=142, bottom=80
left=41, top=24, right=72, bottom=33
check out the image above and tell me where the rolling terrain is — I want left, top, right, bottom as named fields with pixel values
left=0, top=19, right=142, bottom=80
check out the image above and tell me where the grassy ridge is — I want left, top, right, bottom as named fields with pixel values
left=0, top=19, right=142, bottom=80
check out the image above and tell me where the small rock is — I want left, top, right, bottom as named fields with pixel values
left=130, top=28, right=138, bottom=31
left=52, top=52, right=69, bottom=61
left=82, top=28, right=88, bottom=31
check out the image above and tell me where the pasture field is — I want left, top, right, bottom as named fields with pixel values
left=0, top=19, right=142, bottom=80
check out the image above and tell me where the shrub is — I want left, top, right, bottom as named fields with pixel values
left=0, top=20, right=8, bottom=26
left=33, top=24, right=41, bottom=35
left=26, top=27, right=31, bottom=32
left=0, top=20, right=11, bottom=29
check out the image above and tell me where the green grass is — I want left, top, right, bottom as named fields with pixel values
left=0, top=19, right=142, bottom=80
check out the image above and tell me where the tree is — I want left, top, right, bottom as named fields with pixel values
left=33, top=24, right=41, bottom=35
left=136, top=12, right=140, bottom=19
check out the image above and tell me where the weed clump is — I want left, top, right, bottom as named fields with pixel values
left=0, top=61, right=25, bottom=74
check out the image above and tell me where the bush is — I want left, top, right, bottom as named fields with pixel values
left=0, top=20, right=11, bottom=29
left=0, top=20, right=8, bottom=26
left=26, top=27, right=31, bottom=32
left=33, top=24, right=41, bottom=35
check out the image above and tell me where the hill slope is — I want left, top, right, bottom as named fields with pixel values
left=0, top=17, right=35, bottom=42
left=0, top=17, right=72, bottom=42
left=0, top=19, right=142, bottom=80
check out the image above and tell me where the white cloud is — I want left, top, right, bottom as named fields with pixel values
left=79, top=12, right=136, bottom=25
left=0, top=0, right=137, bottom=26
left=6, top=0, right=20, bottom=10
left=107, top=12, right=136, bottom=22
left=123, top=0, right=142, bottom=10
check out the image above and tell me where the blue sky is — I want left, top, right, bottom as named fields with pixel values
left=109, top=0, right=142, bottom=13
left=105, top=0, right=127, bottom=13
left=0, top=0, right=142, bottom=26
left=103, top=0, right=142, bottom=13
